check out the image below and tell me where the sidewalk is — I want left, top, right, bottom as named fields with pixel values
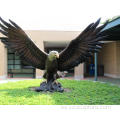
left=0, top=78, right=34, bottom=84
left=65, top=76, right=120, bottom=86
left=0, top=77, right=120, bottom=86
left=85, top=77, right=120, bottom=86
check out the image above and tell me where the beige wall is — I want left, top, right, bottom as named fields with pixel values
left=25, top=30, right=81, bottom=78
left=1, top=30, right=120, bottom=79
left=0, top=30, right=82, bottom=79
left=74, top=64, right=84, bottom=80
left=98, top=41, right=120, bottom=78
left=0, top=39, right=7, bottom=79
left=116, top=41, right=120, bottom=77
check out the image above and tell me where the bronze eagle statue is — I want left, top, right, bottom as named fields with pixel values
left=0, top=17, right=108, bottom=92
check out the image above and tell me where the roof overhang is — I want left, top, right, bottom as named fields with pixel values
left=44, top=41, right=69, bottom=48
left=101, top=17, right=120, bottom=41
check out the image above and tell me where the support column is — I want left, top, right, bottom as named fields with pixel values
left=0, top=43, right=7, bottom=80
left=94, top=52, right=98, bottom=81
left=74, top=63, right=84, bottom=80
left=36, top=69, right=44, bottom=79
left=35, top=37, right=44, bottom=79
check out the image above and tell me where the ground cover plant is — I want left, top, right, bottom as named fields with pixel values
left=0, top=79, right=120, bottom=105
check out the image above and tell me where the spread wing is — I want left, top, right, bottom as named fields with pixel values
left=58, top=18, right=108, bottom=71
left=0, top=17, right=48, bottom=70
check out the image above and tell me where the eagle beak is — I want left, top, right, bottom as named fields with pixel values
left=55, top=54, right=59, bottom=58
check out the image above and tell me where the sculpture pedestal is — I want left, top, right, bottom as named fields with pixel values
left=35, top=81, right=64, bottom=92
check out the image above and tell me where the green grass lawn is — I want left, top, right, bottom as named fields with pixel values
left=0, top=79, right=120, bottom=105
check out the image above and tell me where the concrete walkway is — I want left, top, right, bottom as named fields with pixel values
left=0, top=78, right=34, bottom=84
left=85, top=77, right=120, bottom=86
left=64, top=76, right=120, bottom=86
left=0, top=77, right=120, bottom=87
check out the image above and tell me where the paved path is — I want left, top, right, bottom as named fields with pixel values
left=85, top=77, right=120, bottom=86
left=0, top=78, right=33, bottom=84
left=65, top=76, right=120, bottom=86
left=0, top=77, right=120, bottom=87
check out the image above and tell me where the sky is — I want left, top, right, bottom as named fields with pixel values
left=0, top=0, right=120, bottom=31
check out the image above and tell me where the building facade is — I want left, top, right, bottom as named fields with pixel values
left=0, top=30, right=120, bottom=79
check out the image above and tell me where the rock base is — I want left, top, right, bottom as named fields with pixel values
left=34, top=81, right=64, bottom=93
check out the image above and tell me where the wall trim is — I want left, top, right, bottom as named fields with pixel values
left=0, top=75, right=7, bottom=80
left=104, top=73, right=120, bottom=78
left=36, top=76, right=43, bottom=79
left=74, top=75, right=84, bottom=80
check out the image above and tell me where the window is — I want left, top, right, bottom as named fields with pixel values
left=7, top=49, right=35, bottom=78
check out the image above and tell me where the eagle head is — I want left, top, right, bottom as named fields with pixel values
left=48, top=51, right=59, bottom=61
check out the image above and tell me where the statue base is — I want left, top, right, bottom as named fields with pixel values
left=35, top=81, right=64, bottom=92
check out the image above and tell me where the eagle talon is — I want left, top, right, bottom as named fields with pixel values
left=36, top=80, right=64, bottom=92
